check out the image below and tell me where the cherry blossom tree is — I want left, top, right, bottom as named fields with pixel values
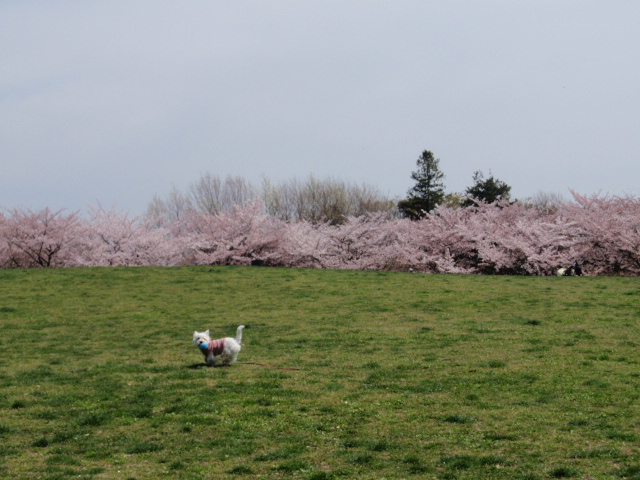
left=406, top=205, right=478, bottom=273
left=406, top=201, right=580, bottom=275
left=277, top=214, right=415, bottom=271
left=464, top=201, right=578, bottom=275
left=0, top=208, right=85, bottom=268
left=563, top=192, right=640, bottom=275
left=180, top=202, right=285, bottom=266
left=76, top=205, right=184, bottom=267
left=0, top=212, right=9, bottom=268
left=319, top=213, right=413, bottom=270
left=278, top=220, right=331, bottom=268
left=2, top=191, right=640, bottom=275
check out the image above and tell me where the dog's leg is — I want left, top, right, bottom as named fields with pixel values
left=206, top=353, right=219, bottom=367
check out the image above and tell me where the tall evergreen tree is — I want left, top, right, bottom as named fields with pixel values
left=398, top=150, right=446, bottom=219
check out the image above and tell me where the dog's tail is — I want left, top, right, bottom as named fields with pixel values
left=235, top=325, right=245, bottom=344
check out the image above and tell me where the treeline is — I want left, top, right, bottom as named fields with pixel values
left=1, top=191, right=639, bottom=275
left=146, top=173, right=399, bottom=225
left=145, top=158, right=520, bottom=225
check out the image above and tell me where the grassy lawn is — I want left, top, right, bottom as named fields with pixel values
left=0, top=266, right=639, bottom=480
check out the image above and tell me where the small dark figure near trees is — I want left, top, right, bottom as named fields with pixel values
left=574, top=261, right=583, bottom=276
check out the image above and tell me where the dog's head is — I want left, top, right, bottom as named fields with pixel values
left=193, top=330, right=211, bottom=348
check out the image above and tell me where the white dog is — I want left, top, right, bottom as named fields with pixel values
left=193, top=325, right=244, bottom=366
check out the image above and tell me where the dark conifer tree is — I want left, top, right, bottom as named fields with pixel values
left=464, top=170, right=511, bottom=206
left=398, top=150, right=446, bottom=219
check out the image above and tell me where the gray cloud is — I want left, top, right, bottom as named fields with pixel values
left=2, top=1, right=639, bottom=214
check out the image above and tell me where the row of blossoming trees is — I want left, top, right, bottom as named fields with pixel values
left=1, top=192, right=639, bottom=275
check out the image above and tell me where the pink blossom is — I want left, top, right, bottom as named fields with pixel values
left=2, top=193, right=640, bottom=275
left=179, top=202, right=284, bottom=266
left=74, top=205, right=184, bottom=267
left=0, top=208, right=85, bottom=268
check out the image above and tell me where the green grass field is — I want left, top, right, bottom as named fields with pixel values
left=0, top=266, right=639, bottom=480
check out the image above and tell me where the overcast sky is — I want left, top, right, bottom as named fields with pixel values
left=2, top=1, right=639, bottom=215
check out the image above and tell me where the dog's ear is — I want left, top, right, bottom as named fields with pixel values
left=193, top=331, right=198, bottom=336
left=205, top=330, right=210, bottom=336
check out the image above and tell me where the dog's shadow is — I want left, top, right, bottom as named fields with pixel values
left=188, top=362, right=208, bottom=369
left=187, top=363, right=233, bottom=369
